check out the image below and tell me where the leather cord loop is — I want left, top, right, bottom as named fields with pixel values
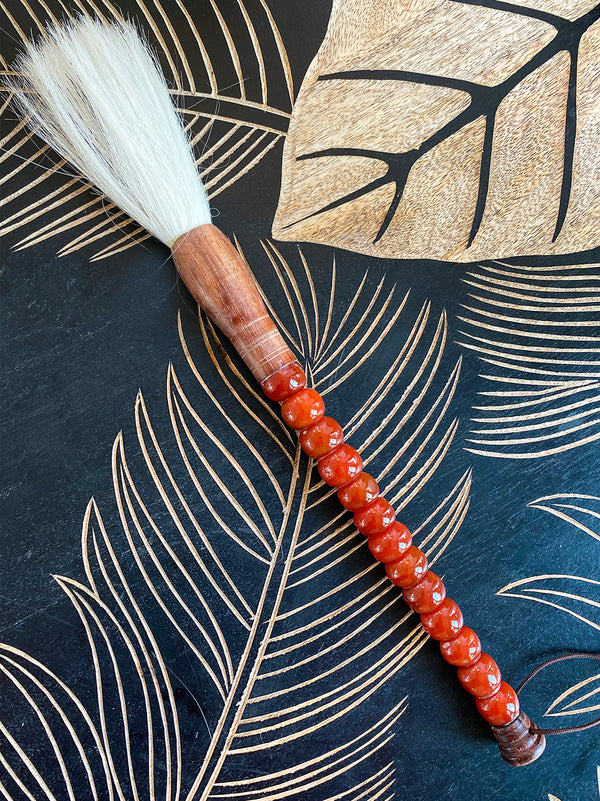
left=516, top=653, right=600, bottom=736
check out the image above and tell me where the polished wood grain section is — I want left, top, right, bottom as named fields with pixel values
left=492, top=710, right=546, bottom=766
left=172, top=224, right=296, bottom=382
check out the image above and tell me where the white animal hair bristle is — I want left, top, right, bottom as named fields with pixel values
left=10, top=17, right=211, bottom=248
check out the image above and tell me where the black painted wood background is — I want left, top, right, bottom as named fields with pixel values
left=1, top=2, right=599, bottom=800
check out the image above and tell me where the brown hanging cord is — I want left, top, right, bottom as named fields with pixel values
left=516, top=653, right=600, bottom=736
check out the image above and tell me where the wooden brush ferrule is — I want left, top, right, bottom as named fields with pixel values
left=172, top=224, right=296, bottom=382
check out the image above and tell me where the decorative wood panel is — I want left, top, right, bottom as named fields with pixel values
left=273, top=0, right=600, bottom=262
left=1, top=1, right=599, bottom=800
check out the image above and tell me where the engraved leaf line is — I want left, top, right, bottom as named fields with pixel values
left=458, top=261, right=600, bottom=459
left=546, top=670, right=600, bottom=716
left=498, top=494, right=600, bottom=632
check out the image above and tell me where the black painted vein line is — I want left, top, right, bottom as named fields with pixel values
left=448, top=0, right=568, bottom=30
left=553, top=48, right=579, bottom=242
left=374, top=155, right=419, bottom=242
left=468, top=112, right=495, bottom=247
left=298, top=147, right=393, bottom=162
left=291, top=4, right=600, bottom=247
left=319, top=70, right=479, bottom=98
left=281, top=170, right=391, bottom=231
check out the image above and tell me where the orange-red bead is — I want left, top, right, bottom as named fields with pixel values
left=402, top=571, right=446, bottom=613
left=386, top=546, right=428, bottom=587
left=354, top=498, right=395, bottom=536
left=368, top=521, right=412, bottom=563
left=299, top=416, right=344, bottom=459
left=261, top=362, right=306, bottom=402
left=439, top=627, right=481, bottom=667
left=476, top=681, right=520, bottom=726
left=457, top=653, right=502, bottom=698
left=318, top=444, right=363, bottom=486
left=281, top=388, right=325, bottom=430
left=421, top=598, right=463, bottom=641
left=270, top=366, right=517, bottom=729
left=337, top=473, right=379, bottom=511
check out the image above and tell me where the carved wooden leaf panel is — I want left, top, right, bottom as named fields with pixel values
left=272, top=0, right=600, bottom=262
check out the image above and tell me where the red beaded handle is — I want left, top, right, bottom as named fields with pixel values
left=262, top=361, right=546, bottom=766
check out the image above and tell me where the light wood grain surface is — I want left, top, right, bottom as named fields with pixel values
left=273, top=0, right=600, bottom=261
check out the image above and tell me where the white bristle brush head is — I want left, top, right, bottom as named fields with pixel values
left=10, top=16, right=211, bottom=248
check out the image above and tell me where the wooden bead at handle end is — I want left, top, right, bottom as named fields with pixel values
left=491, top=710, right=546, bottom=766
left=172, top=224, right=296, bottom=382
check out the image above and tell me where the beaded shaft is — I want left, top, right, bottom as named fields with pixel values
left=261, top=361, right=546, bottom=765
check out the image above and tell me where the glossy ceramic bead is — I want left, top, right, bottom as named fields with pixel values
left=261, top=362, right=306, bottom=402
left=299, top=417, right=344, bottom=459
left=354, top=498, right=395, bottom=536
left=318, top=444, right=363, bottom=486
left=476, top=681, right=520, bottom=726
left=386, top=546, right=428, bottom=587
left=281, top=388, right=325, bottom=430
left=420, top=598, right=463, bottom=641
left=402, top=571, right=446, bottom=613
left=458, top=653, right=502, bottom=698
left=337, top=473, right=379, bottom=511
left=368, top=521, right=412, bottom=563
left=439, top=627, right=481, bottom=667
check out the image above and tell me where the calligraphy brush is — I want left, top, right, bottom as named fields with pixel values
left=9, top=16, right=545, bottom=766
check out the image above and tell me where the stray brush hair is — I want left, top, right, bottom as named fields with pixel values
left=10, top=17, right=211, bottom=247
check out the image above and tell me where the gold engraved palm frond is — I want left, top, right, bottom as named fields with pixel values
left=0, top=244, right=466, bottom=799
left=499, top=492, right=600, bottom=632
left=0, top=0, right=292, bottom=260
left=497, top=492, right=600, bottom=797
left=457, top=260, right=600, bottom=459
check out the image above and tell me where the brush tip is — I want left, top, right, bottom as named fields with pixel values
left=10, top=15, right=211, bottom=248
